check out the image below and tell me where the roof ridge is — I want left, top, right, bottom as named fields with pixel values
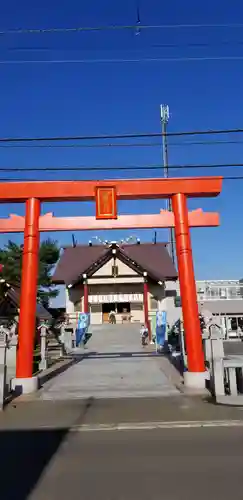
left=63, top=242, right=168, bottom=249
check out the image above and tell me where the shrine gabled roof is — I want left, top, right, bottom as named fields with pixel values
left=52, top=243, right=178, bottom=286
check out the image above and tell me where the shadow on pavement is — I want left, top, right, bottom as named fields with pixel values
left=166, top=353, right=184, bottom=376
left=0, top=427, right=69, bottom=500
left=80, top=351, right=158, bottom=360
left=39, top=354, right=89, bottom=387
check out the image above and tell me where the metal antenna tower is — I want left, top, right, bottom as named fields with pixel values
left=160, top=104, right=176, bottom=265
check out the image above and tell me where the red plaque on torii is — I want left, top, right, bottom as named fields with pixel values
left=95, top=186, right=117, bottom=220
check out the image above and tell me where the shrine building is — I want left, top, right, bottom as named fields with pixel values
left=52, top=241, right=178, bottom=325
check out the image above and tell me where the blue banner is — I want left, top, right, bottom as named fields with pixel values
left=76, top=313, right=90, bottom=346
left=77, top=313, right=90, bottom=330
left=156, top=311, right=167, bottom=349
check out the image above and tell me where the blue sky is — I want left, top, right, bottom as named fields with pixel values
left=0, top=1, right=243, bottom=305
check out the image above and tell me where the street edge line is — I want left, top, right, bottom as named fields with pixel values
left=69, top=420, right=243, bottom=432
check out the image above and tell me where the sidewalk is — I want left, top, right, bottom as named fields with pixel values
left=1, top=395, right=243, bottom=431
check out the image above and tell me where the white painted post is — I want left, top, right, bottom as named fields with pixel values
left=179, top=321, right=187, bottom=369
left=0, top=328, right=8, bottom=410
left=6, top=317, right=19, bottom=382
left=6, top=334, right=18, bottom=381
left=65, top=326, right=73, bottom=352
left=238, top=368, right=243, bottom=394
left=38, top=324, right=48, bottom=371
left=228, top=367, right=238, bottom=396
left=204, top=339, right=212, bottom=366
left=210, top=328, right=225, bottom=397
left=202, top=331, right=214, bottom=390
left=59, top=324, right=66, bottom=356
left=59, top=324, right=73, bottom=354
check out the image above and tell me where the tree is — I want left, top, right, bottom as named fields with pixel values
left=38, top=239, right=60, bottom=308
left=0, top=241, right=22, bottom=285
left=0, top=238, right=60, bottom=307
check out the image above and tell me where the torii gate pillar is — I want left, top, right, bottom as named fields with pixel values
left=172, top=193, right=206, bottom=388
left=12, top=198, right=40, bottom=394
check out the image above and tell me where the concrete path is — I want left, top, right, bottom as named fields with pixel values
left=40, top=325, right=180, bottom=400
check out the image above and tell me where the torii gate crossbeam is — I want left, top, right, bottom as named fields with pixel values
left=0, top=209, right=219, bottom=232
left=0, top=177, right=221, bottom=202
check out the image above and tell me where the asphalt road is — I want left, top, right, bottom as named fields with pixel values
left=2, top=425, right=243, bottom=500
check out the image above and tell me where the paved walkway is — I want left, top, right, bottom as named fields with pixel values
left=40, top=325, right=180, bottom=400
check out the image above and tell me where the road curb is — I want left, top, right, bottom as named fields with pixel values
left=69, top=419, right=243, bottom=432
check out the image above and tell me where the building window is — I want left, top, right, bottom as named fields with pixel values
left=150, top=298, right=158, bottom=310
left=210, top=287, right=219, bottom=299
left=117, top=302, right=131, bottom=313
left=228, top=287, right=237, bottom=298
left=219, top=288, right=227, bottom=299
left=90, top=304, right=101, bottom=313
left=174, top=296, right=181, bottom=307
left=226, top=317, right=243, bottom=335
left=131, top=303, right=143, bottom=311
left=228, top=287, right=241, bottom=298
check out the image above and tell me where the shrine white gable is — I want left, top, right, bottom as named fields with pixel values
left=91, top=257, right=138, bottom=277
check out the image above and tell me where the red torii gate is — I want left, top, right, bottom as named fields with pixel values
left=0, top=176, right=222, bottom=393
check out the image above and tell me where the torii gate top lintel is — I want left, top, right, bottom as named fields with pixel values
left=0, top=176, right=222, bottom=203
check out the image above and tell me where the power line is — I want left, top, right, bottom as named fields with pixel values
left=0, top=142, right=160, bottom=148
left=8, top=40, right=243, bottom=52
left=153, top=40, right=243, bottom=49
left=168, top=139, right=243, bottom=146
left=1, top=163, right=243, bottom=172
left=0, top=139, right=243, bottom=148
left=0, top=127, right=243, bottom=143
left=1, top=23, right=243, bottom=36
left=2, top=55, right=243, bottom=64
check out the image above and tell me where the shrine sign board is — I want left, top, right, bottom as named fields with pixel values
left=95, top=186, right=117, bottom=220
left=89, top=293, right=143, bottom=304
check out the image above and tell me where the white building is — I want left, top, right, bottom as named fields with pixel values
left=196, top=280, right=243, bottom=336
left=174, top=279, right=243, bottom=337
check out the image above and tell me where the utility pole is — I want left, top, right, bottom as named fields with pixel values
left=160, top=104, right=176, bottom=265
left=72, top=234, right=77, bottom=247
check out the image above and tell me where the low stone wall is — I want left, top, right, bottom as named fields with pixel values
left=203, top=328, right=243, bottom=405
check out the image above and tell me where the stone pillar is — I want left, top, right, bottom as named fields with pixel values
left=39, top=324, right=48, bottom=371
left=0, top=328, right=8, bottom=409
left=172, top=193, right=206, bottom=389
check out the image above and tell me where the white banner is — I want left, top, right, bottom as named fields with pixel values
left=89, top=293, right=143, bottom=304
